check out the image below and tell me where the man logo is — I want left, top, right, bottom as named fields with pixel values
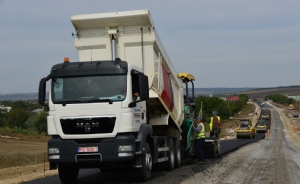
left=76, top=122, right=99, bottom=133
left=84, top=123, right=91, bottom=133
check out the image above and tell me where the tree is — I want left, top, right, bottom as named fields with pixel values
left=265, top=94, right=295, bottom=104
left=6, top=108, right=29, bottom=128
left=195, top=96, right=230, bottom=122
left=25, top=111, right=48, bottom=133
left=11, top=101, right=27, bottom=110
left=0, top=109, right=5, bottom=127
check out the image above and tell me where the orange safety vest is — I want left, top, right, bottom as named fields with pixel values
left=210, top=116, right=221, bottom=130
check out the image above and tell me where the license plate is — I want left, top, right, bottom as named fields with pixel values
left=78, top=147, right=98, bottom=153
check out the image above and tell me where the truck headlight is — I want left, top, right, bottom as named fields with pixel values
left=118, top=145, right=133, bottom=152
left=49, top=148, right=59, bottom=154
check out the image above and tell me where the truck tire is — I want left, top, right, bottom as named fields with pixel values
left=165, top=138, right=175, bottom=171
left=137, top=142, right=152, bottom=181
left=173, top=138, right=181, bottom=168
left=58, top=165, right=79, bottom=184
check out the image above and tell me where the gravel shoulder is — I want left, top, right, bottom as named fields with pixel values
left=267, top=101, right=300, bottom=147
left=182, top=102, right=300, bottom=184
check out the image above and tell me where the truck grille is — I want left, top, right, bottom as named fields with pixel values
left=60, top=116, right=116, bottom=134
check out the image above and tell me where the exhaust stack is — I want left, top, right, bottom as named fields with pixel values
left=111, top=35, right=116, bottom=60
left=108, top=29, right=118, bottom=61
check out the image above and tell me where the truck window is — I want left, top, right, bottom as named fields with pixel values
left=51, top=75, right=127, bottom=104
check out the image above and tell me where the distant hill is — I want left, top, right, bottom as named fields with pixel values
left=194, top=88, right=255, bottom=96
left=0, top=88, right=253, bottom=101
left=219, top=86, right=300, bottom=100
left=0, top=93, right=45, bottom=101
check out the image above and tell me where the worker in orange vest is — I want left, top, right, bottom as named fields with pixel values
left=209, top=111, right=222, bottom=138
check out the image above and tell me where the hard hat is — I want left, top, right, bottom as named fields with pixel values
left=212, top=111, right=218, bottom=114
left=196, top=116, right=202, bottom=120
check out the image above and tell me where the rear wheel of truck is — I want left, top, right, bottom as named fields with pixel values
left=165, top=138, right=175, bottom=171
left=137, top=142, right=152, bottom=181
left=58, top=165, right=79, bottom=184
left=174, top=138, right=181, bottom=168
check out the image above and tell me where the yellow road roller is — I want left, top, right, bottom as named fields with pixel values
left=236, top=119, right=256, bottom=139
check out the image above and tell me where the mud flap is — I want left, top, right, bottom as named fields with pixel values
left=186, top=124, right=195, bottom=154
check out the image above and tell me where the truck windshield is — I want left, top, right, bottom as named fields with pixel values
left=51, top=75, right=127, bottom=104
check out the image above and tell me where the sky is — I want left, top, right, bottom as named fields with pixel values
left=0, top=0, right=300, bottom=93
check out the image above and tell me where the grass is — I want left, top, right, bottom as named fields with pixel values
left=0, top=127, right=49, bottom=141
left=0, top=127, right=49, bottom=169
left=0, top=152, right=47, bottom=169
left=239, top=103, right=255, bottom=115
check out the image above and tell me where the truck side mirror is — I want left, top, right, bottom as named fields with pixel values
left=138, top=74, right=149, bottom=101
left=38, top=78, right=46, bottom=105
left=128, top=101, right=137, bottom=108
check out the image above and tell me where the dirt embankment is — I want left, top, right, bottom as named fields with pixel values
left=267, top=102, right=300, bottom=147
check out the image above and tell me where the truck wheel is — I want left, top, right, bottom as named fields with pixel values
left=58, top=165, right=79, bottom=184
left=173, top=138, right=181, bottom=168
left=137, top=142, right=152, bottom=181
left=165, top=138, right=175, bottom=171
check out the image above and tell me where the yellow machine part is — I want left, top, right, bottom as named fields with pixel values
left=236, top=130, right=251, bottom=138
left=177, top=73, right=195, bottom=81
left=236, top=128, right=256, bottom=138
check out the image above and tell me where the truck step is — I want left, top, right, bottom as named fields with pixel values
left=135, top=165, right=142, bottom=168
left=135, top=151, right=142, bottom=155
left=135, top=139, right=141, bottom=142
left=158, top=147, right=169, bottom=152
left=157, top=157, right=168, bottom=162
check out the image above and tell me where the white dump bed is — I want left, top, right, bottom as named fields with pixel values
left=71, top=10, right=184, bottom=129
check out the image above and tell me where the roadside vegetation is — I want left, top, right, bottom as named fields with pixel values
left=0, top=101, right=49, bottom=169
left=194, top=94, right=249, bottom=121
left=265, top=94, right=295, bottom=105
left=194, top=94, right=251, bottom=137
left=0, top=152, right=46, bottom=169
left=0, top=100, right=48, bottom=139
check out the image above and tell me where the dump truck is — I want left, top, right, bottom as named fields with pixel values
left=38, top=10, right=197, bottom=183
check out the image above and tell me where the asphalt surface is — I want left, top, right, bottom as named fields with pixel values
left=182, top=103, right=300, bottom=184
left=220, top=132, right=265, bottom=157
left=23, top=132, right=266, bottom=184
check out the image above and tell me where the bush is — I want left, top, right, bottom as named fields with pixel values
left=6, top=108, right=29, bottom=128
left=195, top=96, right=230, bottom=122
left=265, top=94, right=295, bottom=104
left=195, top=94, right=249, bottom=121
left=25, top=111, right=48, bottom=133
left=0, top=110, right=5, bottom=127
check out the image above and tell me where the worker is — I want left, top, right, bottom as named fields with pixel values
left=209, top=111, right=222, bottom=138
left=133, top=91, right=139, bottom=101
left=192, top=116, right=205, bottom=164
